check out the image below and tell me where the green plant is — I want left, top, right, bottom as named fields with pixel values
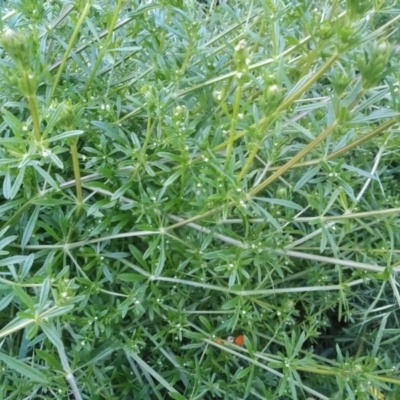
left=0, top=0, right=400, bottom=399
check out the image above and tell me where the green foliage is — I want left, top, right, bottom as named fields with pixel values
left=0, top=0, right=400, bottom=399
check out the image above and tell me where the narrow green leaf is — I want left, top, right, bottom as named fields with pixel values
left=1, top=108, right=22, bottom=136
left=0, top=291, right=14, bottom=311
left=0, top=352, right=48, bottom=383
left=10, top=166, right=25, bottom=199
left=111, top=182, right=131, bottom=201
left=169, top=392, right=186, bottom=400
left=129, top=352, right=178, bottom=394
left=155, top=236, right=165, bottom=276
left=0, top=317, right=33, bottom=339
left=49, top=152, right=64, bottom=169
left=91, top=121, right=122, bottom=142
left=48, top=129, right=84, bottom=143
left=32, top=164, right=60, bottom=190
left=42, top=102, right=66, bottom=138
left=38, top=278, right=51, bottom=312
left=40, top=322, right=63, bottom=348
left=0, top=235, right=17, bottom=249
left=20, top=253, right=35, bottom=279
left=41, top=304, right=75, bottom=319
left=118, top=273, right=147, bottom=282
left=221, top=297, right=240, bottom=310
left=13, top=286, right=35, bottom=311
left=199, top=316, right=212, bottom=331
left=35, top=349, right=62, bottom=370
left=128, top=244, right=149, bottom=269
left=21, top=207, right=40, bottom=248
left=253, top=197, right=303, bottom=210
left=163, top=170, right=182, bottom=187
left=0, top=255, right=28, bottom=266
left=3, top=169, right=12, bottom=200
left=110, top=46, right=142, bottom=52
left=293, top=166, right=320, bottom=191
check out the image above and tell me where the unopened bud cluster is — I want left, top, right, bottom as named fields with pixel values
left=0, top=28, right=31, bottom=69
left=357, top=41, right=392, bottom=89
left=234, top=40, right=250, bottom=80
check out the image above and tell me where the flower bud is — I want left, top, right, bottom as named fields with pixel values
left=276, top=186, right=288, bottom=199
left=266, top=84, right=281, bottom=102
left=234, top=40, right=249, bottom=74
left=357, top=41, right=392, bottom=88
left=0, top=28, right=30, bottom=68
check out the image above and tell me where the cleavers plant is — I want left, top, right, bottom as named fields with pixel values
left=1, top=0, right=400, bottom=399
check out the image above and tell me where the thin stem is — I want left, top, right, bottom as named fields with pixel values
left=263, top=117, right=397, bottom=172
left=49, top=1, right=91, bottom=102
left=70, top=143, right=83, bottom=209
left=239, top=53, right=341, bottom=179
left=225, top=82, right=243, bottom=167
left=250, top=122, right=338, bottom=196
left=130, top=113, right=154, bottom=182
left=23, top=71, right=42, bottom=143
left=83, top=0, right=123, bottom=93
left=278, top=54, right=340, bottom=113
left=55, top=345, right=83, bottom=400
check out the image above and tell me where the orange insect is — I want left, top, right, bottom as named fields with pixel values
left=214, top=334, right=245, bottom=346
left=228, top=334, right=245, bottom=346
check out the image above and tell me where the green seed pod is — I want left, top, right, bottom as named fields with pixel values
left=234, top=39, right=249, bottom=73
left=0, top=28, right=31, bottom=69
left=276, top=186, right=288, bottom=199
left=58, top=99, right=77, bottom=129
left=266, top=84, right=281, bottom=103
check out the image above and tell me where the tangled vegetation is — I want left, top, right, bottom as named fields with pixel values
left=1, top=0, right=400, bottom=399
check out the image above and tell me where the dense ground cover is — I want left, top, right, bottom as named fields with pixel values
left=1, top=0, right=400, bottom=399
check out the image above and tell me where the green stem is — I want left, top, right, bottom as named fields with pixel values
left=327, top=118, right=397, bottom=160
left=277, top=53, right=340, bottom=114
left=49, top=2, right=91, bottom=102
left=225, top=82, right=242, bottom=167
left=70, top=142, right=83, bottom=209
left=130, top=114, right=153, bottom=182
left=83, top=0, right=122, bottom=93
left=23, top=71, right=42, bottom=143
left=265, top=118, right=398, bottom=172
left=249, top=122, right=338, bottom=196
left=238, top=53, right=340, bottom=180
left=27, top=95, right=42, bottom=143
left=237, top=138, right=264, bottom=180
